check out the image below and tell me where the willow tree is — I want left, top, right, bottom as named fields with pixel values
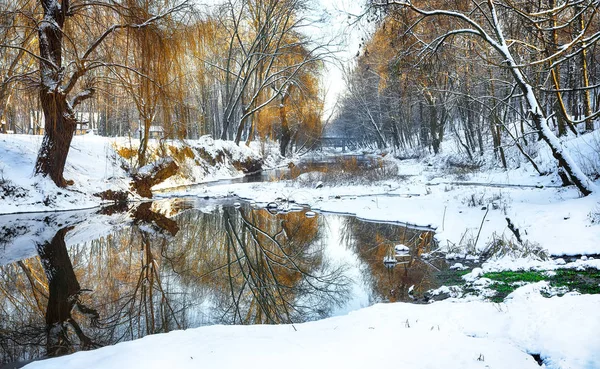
left=115, top=0, right=187, bottom=167
left=0, top=0, right=37, bottom=133
left=33, top=0, right=187, bottom=187
left=211, top=0, right=330, bottom=145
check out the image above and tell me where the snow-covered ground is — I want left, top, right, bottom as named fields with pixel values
left=23, top=283, right=600, bottom=369
left=1, top=132, right=600, bottom=368
left=0, top=134, right=261, bottom=214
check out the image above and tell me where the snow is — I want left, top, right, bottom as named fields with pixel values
left=395, top=244, right=410, bottom=253
left=0, top=208, right=130, bottom=266
left=0, top=134, right=131, bottom=214
left=1, top=132, right=600, bottom=369
left=171, top=158, right=600, bottom=255
left=0, top=134, right=260, bottom=214
left=22, top=284, right=600, bottom=369
left=476, top=255, right=600, bottom=274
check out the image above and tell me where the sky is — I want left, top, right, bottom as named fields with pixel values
left=309, top=0, right=371, bottom=118
left=195, top=0, right=372, bottom=119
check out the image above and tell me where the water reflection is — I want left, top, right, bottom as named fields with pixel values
left=342, top=218, right=442, bottom=303
left=38, top=226, right=100, bottom=357
left=0, top=199, right=442, bottom=365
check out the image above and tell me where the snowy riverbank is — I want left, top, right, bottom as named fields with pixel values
left=1, top=133, right=600, bottom=369
left=0, top=134, right=263, bottom=214
left=24, top=282, right=600, bottom=369
left=164, top=156, right=600, bottom=256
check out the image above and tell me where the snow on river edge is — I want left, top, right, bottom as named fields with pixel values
left=1, top=133, right=599, bottom=368
left=23, top=283, right=600, bottom=369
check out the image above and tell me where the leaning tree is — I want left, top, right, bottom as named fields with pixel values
left=34, top=0, right=188, bottom=187
left=371, top=0, right=598, bottom=196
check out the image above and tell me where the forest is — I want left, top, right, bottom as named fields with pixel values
left=337, top=0, right=600, bottom=194
left=1, top=1, right=600, bottom=368
left=0, top=0, right=326, bottom=186
left=1, top=0, right=600, bottom=194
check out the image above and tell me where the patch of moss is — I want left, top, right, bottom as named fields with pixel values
left=483, top=271, right=545, bottom=283
left=483, top=269, right=600, bottom=302
left=551, top=269, right=600, bottom=295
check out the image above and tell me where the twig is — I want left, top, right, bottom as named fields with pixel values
left=473, top=207, right=489, bottom=250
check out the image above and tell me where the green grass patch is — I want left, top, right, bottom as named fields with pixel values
left=483, top=271, right=545, bottom=283
left=483, top=269, right=600, bottom=302
left=551, top=269, right=600, bottom=294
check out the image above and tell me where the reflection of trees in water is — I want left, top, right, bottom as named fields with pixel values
left=0, top=202, right=351, bottom=364
left=38, top=227, right=100, bottom=357
left=0, top=226, right=101, bottom=362
left=221, top=208, right=349, bottom=324
left=165, top=207, right=350, bottom=325
left=0, top=203, right=183, bottom=363
left=341, top=218, right=442, bottom=303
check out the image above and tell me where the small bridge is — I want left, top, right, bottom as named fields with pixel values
left=316, top=136, right=353, bottom=152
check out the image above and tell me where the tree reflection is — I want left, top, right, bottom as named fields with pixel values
left=162, top=206, right=351, bottom=325
left=341, top=218, right=443, bottom=303
left=0, top=202, right=183, bottom=363
left=37, top=226, right=100, bottom=357
left=88, top=202, right=184, bottom=343
left=0, top=201, right=351, bottom=364
left=217, top=208, right=349, bottom=324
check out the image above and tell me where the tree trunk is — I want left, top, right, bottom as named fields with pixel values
left=35, top=92, right=77, bottom=187
left=503, top=45, right=595, bottom=195
left=0, top=86, right=9, bottom=134
left=279, top=86, right=293, bottom=156
left=547, top=0, right=577, bottom=136
left=574, top=5, right=594, bottom=131
left=483, top=1, right=596, bottom=195
left=138, top=118, right=151, bottom=167
left=234, top=110, right=248, bottom=145
left=34, top=0, right=76, bottom=187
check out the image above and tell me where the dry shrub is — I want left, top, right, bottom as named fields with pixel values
left=116, top=146, right=137, bottom=160
left=168, top=145, right=195, bottom=162
left=480, top=233, right=548, bottom=261
left=295, top=156, right=398, bottom=186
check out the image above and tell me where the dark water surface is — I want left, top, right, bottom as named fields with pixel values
left=0, top=198, right=444, bottom=365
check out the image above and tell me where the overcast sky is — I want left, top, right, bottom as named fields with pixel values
left=195, top=0, right=371, bottom=117
left=300, top=0, right=372, bottom=117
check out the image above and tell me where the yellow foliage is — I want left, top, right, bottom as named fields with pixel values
left=168, top=145, right=196, bottom=162
left=116, top=146, right=137, bottom=160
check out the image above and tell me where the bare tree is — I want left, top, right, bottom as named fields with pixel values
left=209, top=0, right=329, bottom=145
left=371, top=0, right=597, bottom=195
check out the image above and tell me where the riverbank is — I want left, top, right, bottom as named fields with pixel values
left=23, top=282, right=600, bottom=369
left=163, top=155, right=600, bottom=257
left=0, top=134, right=265, bottom=214
left=1, top=133, right=600, bottom=369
